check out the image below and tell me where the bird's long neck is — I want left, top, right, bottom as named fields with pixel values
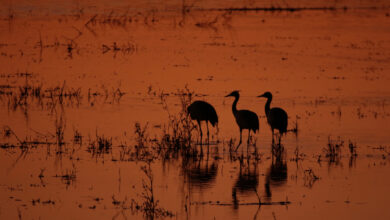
left=265, top=97, right=272, bottom=117
left=232, top=95, right=239, bottom=115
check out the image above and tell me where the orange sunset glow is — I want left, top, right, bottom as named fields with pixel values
left=1, top=0, right=390, bottom=219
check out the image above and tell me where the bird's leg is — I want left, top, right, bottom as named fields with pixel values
left=235, top=129, right=242, bottom=151
left=197, top=120, right=202, bottom=145
left=206, top=141, right=210, bottom=158
left=247, top=130, right=251, bottom=154
left=271, top=128, right=275, bottom=142
left=206, top=122, right=210, bottom=157
left=271, top=131, right=275, bottom=148
left=206, top=121, right=210, bottom=144
left=247, top=130, right=251, bottom=145
left=232, top=187, right=238, bottom=209
left=240, top=129, right=242, bottom=144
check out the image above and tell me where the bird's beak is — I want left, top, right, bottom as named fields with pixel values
left=257, top=94, right=265, bottom=98
left=225, top=94, right=232, bottom=97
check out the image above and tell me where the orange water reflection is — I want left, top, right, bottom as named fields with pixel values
left=1, top=1, right=390, bottom=220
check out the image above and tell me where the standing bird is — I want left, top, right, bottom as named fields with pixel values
left=257, top=92, right=288, bottom=143
left=225, top=91, right=259, bottom=150
left=187, top=100, right=218, bottom=143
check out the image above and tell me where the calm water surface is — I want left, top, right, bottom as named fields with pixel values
left=1, top=0, right=390, bottom=219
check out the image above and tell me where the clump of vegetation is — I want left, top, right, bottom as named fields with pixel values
left=87, top=133, right=113, bottom=157
left=87, top=85, right=125, bottom=106
left=133, top=163, right=174, bottom=219
left=102, top=41, right=137, bottom=57
left=154, top=87, right=198, bottom=159
left=323, top=136, right=344, bottom=163
left=303, top=168, right=320, bottom=188
left=291, top=146, right=305, bottom=162
left=135, top=122, right=149, bottom=149
left=348, top=140, right=357, bottom=157
left=160, top=87, right=195, bottom=146
left=84, top=10, right=160, bottom=33
left=290, top=115, right=299, bottom=135
left=118, top=143, right=133, bottom=161
left=54, top=165, right=77, bottom=187
left=117, top=122, right=155, bottom=162
left=0, top=125, right=39, bottom=150
left=132, top=122, right=156, bottom=161
left=4, top=78, right=82, bottom=113
left=73, top=129, right=82, bottom=145
left=0, top=72, right=126, bottom=116
left=55, top=116, right=66, bottom=148
left=2, top=126, right=13, bottom=138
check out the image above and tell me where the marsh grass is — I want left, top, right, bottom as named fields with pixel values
left=0, top=126, right=42, bottom=150
left=55, top=116, right=66, bottom=148
left=323, top=136, right=344, bottom=163
left=0, top=87, right=207, bottom=164
left=73, top=129, right=83, bottom=145
left=138, top=163, right=174, bottom=219
left=135, top=122, right=149, bottom=149
left=153, top=87, right=200, bottom=160
left=84, top=10, right=160, bottom=33
left=87, top=86, right=125, bottom=105
left=303, top=169, right=320, bottom=188
left=102, top=42, right=137, bottom=57
left=0, top=73, right=126, bottom=114
left=291, top=146, right=305, bottom=162
left=290, top=115, right=299, bottom=135
left=4, top=79, right=82, bottom=113
left=54, top=165, right=77, bottom=187
left=348, top=140, right=357, bottom=157
left=87, top=132, right=113, bottom=157
left=132, top=122, right=156, bottom=161
left=126, top=163, right=174, bottom=219
left=118, top=143, right=133, bottom=161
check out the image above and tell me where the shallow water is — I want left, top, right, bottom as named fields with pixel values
left=1, top=1, right=390, bottom=219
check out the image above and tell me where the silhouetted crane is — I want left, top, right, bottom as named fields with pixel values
left=257, top=92, right=288, bottom=143
left=225, top=91, right=259, bottom=150
left=187, top=100, right=218, bottom=142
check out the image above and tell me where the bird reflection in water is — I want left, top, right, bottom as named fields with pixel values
left=179, top=147, right=218, bottom=218
left=182, top=152, right=218, bottom=191
left=232, top=157, right=259, bottom=209
left=264, top=143, right=287, bottom=202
